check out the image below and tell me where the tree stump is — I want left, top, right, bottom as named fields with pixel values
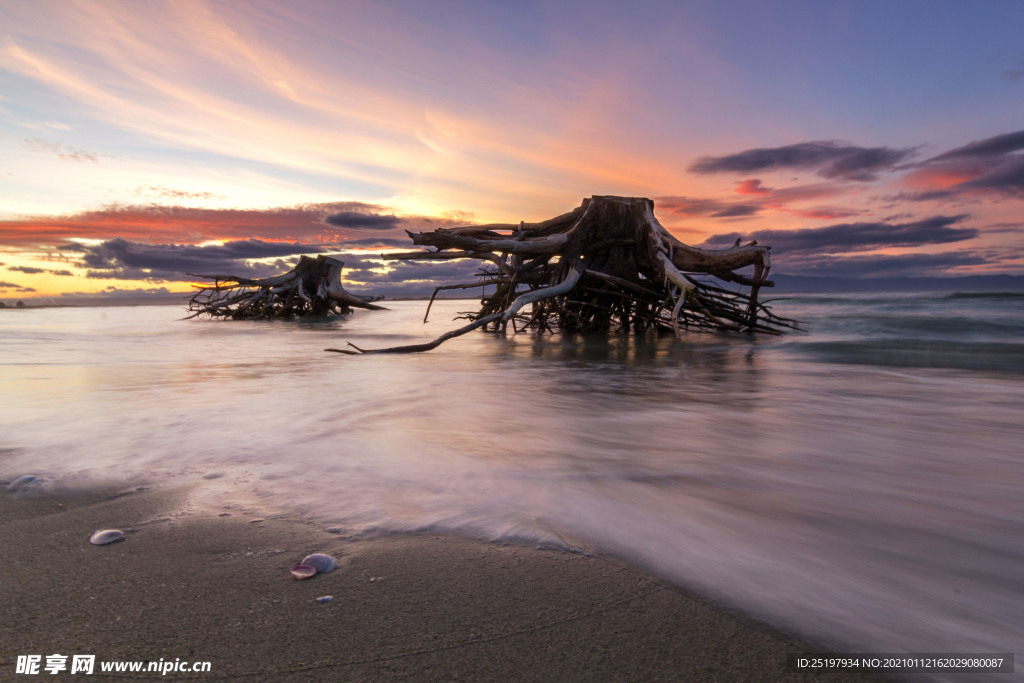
left=187, top=254, right=384, bottom=320
left=329, top=196, right=798, bottom=354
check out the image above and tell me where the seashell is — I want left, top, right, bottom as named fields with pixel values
left=90, top=529, right=125, bottom=545
left=315, top=596, right=333, bottom=603
left=300, top=553, right=337, bottom=574
left=6, top=475, right=40, bottom=492
left=290, top=564, right=316, bottom=580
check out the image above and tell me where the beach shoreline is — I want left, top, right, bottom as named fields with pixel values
left=0, top=482, right=881, bottom=681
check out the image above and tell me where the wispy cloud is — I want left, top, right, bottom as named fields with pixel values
left=6, top=265, right=73, bottom=276
left=656, top=181, right=861, bottom=223
left=341, top=237, right=415, bottom=249
left=786, top=207, right=865, bottom=220
left=132, top=186, right=225, bottom=201
left=341, top=254, right=480, bottom=284
left=66, top=237, right=327, bottom=281
left=57, top=286, right=179, bottom=300
left=22, top=137, right=103, bottom=163
left=701, top=215, right=978, bottom=254
left=0, top=202, right=444, bottom=248
left=905, top=130, right=1024, bottom=198
left=877, top=190, right=956, bottom=204
left=698, top=211, right=998, bottom=277
left=656, top=196, right=763, bottom=219
left=958, top=157, right=1024, bottom=195
left=689, top=141, right=917, bottom=181
left=0, top=281, right=37, bottom=292
left=926, top=131, right=1024, bottom=162
left=782, top=251, right=989, bottom=278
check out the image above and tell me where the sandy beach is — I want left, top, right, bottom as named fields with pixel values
left=0, top=483, right=880, bottom=681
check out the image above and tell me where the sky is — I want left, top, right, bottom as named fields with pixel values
left=1, top=0, right=1023, bottom=300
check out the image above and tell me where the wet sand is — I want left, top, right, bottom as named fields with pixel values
left=0, top=483, right=879, bottom=681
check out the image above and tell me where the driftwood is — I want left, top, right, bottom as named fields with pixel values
left=327, top=196, right=798, bottom=354
left=187, top=254, right=384, bottom=319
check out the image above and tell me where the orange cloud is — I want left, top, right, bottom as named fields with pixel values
left=0, top=203, right=405, bottom=248
left=902, top=166, right=984, bottom=191
left=735, top=178, right=773, bottom=195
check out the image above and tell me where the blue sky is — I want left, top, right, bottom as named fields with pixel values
left=1, top=0, right=1022, bottom=298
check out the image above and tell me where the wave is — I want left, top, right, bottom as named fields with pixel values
left=943, top=291, right=1024, bottom=301
left=835, top=315, right=1022, bottom=338
left=786, top=290, right=1024, bottom=305
left=786, top=340, right=1024, bottom=373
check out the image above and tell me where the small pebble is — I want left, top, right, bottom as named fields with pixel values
left=315, top=596, right=333, bottom=604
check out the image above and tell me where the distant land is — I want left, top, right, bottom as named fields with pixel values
left=4, top=274, right=1023, bottom=309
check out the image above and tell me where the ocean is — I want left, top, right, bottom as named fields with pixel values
left=2, top=291, right=1023, bottom=662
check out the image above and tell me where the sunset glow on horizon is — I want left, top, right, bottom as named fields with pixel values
left=2, top=0, right=1023, bottom=299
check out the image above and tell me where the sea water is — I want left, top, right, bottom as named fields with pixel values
left=2, top=292, right=1023, bottom=661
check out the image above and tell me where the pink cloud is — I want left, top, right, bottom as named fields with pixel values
left=735, top=178, right=772, bottom=195
left=784, top=207, right=864, bottom=220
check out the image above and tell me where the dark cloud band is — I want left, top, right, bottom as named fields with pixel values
left=926, top=130, right=1024, bottom=162
left=690, top=141, right=916, bottom=181
left=702, top=215, right=978, bottom=254
left=781, top=251, right=988, bottom=278
left=324, top=211, right=402, bottom=230
left=67, top=238, right=328, bottom=281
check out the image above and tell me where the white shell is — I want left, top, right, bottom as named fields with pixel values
left=90, top=529, right=125, bottom=545
left=6, top=475, right=40, bottom=492
left=300, top=553, right=337, bottom=574
left=290, top=564, right=316, bottom=579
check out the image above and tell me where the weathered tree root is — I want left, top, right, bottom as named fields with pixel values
left=329, top=196, right=799, bottom=354
left=187, top=254, right=384, bottom=320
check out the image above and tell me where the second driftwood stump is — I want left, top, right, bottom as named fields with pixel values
left=187, top=254, right=383, bottom=320
left=330, top=195, right=798, bottom=354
